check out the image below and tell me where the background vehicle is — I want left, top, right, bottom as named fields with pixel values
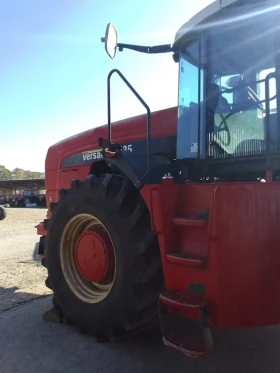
left=11, top=189, right=46, bottom=207
left=37, top=0, right=280, bottom=358
left=0, top=196, right=6, bottom=205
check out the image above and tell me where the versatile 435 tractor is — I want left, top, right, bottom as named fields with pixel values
left=37, top=0, right=280, bottom=358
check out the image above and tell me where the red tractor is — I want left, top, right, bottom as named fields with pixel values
left=36, top=0, right=280, bottom=358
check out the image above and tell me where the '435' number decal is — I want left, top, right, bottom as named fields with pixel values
left=122, top=144, right=132, bottom=152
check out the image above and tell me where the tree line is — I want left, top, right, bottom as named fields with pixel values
left=0, top=165, right=44, bottom=180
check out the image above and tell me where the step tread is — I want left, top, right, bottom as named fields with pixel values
left=160, top=289, right=205, bottom=308
left=167, top=252, right=205, bottom=267
left=173, top=218, right=207, bottom=227
left=163, top=333, right=205, bottom=358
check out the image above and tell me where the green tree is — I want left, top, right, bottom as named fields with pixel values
left=0, top=166, right=44, bottom=180
left=0, top=165, right=11, bottom=180
left=30, top=171, right=44, bottom=179
left=24, top=170, right=33, bottom=179
left=11, top=168, right=25, bottom=180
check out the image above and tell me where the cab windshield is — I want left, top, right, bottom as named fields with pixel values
left=177, top=2, right=279, bottom=160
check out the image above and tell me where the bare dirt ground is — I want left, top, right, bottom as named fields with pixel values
left=0, top=207, right=52, bottom=311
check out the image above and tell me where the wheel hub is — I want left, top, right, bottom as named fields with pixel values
left=61, top=213, right=116, bottom=303
left=75, top=228, right=109, bottom=282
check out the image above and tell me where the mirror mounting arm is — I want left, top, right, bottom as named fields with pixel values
left=114, top=43, right=173, bottom=54
left=117, top=43, right=172, bottom=54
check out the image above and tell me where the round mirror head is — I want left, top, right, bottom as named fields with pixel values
left=104, top=23, right=118, bottom=59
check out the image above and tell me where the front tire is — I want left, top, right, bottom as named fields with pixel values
left=0, top=206, right=6, bottom=220
left=46, top=175, right=163, bottom=339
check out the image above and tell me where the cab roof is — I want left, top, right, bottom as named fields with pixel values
left=173, top=1, right=231, bottom=47
left=173, top=0, right=277, bottom=49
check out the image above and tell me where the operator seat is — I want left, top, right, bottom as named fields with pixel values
left=234, top=113, right=278, bottom=156
left=231, top=77, right=260, bottom=111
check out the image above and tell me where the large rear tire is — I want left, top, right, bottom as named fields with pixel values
left=45, top=174, right=163, bottom=339
left=0, top=206, right=6, bottom=220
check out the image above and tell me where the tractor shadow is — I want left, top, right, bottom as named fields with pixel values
left=105, top=317, right=280, bottom=373
left=1, top=286, right=279, bottom=373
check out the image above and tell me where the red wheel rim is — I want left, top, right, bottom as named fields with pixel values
left=60, top=214, right=116, bottom=303
left=75, top=227, right=114, bottom=283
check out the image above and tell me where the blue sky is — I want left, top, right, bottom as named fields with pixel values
left=0, top=0, right=214, bottom=172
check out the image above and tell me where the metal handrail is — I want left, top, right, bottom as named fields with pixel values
left=107, top=69, right=151, bottom=180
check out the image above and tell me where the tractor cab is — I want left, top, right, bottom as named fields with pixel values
left=174, top=0, right=280, bottom=181
left=102, top=0, right=280, bottom=183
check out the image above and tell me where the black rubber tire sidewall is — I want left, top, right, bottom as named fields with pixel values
left=46, top=178, right=158, bottom=335
left=0, top=206, right=6, bottom=220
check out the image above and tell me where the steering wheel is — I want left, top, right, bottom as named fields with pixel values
left=208, top=103, right=232, bottom=147
left=215, top=113, right=233, bottom=147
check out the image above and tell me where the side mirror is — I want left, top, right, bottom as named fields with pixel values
left=101, top=23, right=118, bottom=59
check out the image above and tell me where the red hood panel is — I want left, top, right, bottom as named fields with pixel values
left=45, top=107, right=177, bottom=171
